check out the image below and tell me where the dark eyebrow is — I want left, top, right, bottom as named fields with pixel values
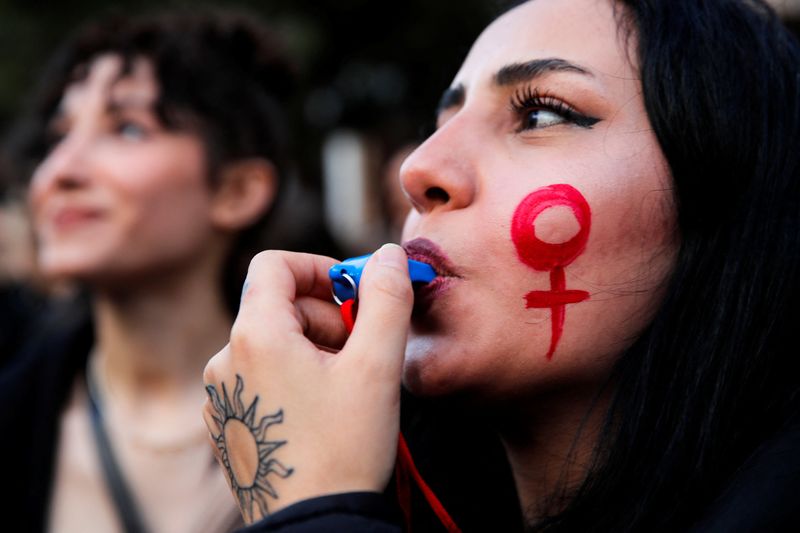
left=107, top=98, right=155, bottom=113
left=494, top=58, right=592, bottom=86
left=436, top=84, right=465, bottom=115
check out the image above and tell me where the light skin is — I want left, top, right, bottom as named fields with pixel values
left=401, top=0, right=677, bottom=513
left=203, top=0, right=677, bottom=524
left=30, top=54, right=274, bottom=532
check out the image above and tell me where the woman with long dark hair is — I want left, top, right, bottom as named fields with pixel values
left=204, top=0, right=800, bottom=531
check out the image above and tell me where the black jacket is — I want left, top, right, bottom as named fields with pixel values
left=243, top=416, right=800, bottom=533
left=0, top=298, right=92, bottom=532
left=9, top=300, right=798, bottom=532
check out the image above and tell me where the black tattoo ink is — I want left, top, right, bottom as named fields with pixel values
left=206, top=374, right=294, bottom=522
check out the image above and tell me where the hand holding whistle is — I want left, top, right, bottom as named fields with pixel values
left=329, top=252, right=436, bottom=332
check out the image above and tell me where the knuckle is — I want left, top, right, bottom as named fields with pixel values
left=202, top=360, right=218, bottom=386
left=229, top=321, right=256, bottom=360
left=201, top=398, right=214, bottom=419
left=202, top=345, right=229, bottom=385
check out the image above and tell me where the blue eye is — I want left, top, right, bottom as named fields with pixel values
left=116, top=122, right=148, bottom=141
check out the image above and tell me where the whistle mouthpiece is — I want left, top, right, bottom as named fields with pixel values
left=329, top=253, right=437, bottom=304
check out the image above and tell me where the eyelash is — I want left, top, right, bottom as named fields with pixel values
left=510, top=86, right=599, bottom=131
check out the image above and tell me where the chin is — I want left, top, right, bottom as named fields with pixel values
left=402, top=338, right=469, bottom=398
left=37, top=246, right=108, bottom=282
left=402, top=361, right=499, bottom=413
left=403, top=364, right=445, bottom=397
left=38, top=258, right=86, bottom=280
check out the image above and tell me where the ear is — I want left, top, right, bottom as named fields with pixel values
left=210, top=159, right=277, bottom=231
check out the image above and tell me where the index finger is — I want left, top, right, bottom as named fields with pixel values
left=241, top=251, right=340, bottom=309
left=237, top=251, right=342, bottom=344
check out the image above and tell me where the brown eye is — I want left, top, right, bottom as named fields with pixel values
left=522, top=109, right=567, bottom=130
left=511, top=87, right=600, bottom=131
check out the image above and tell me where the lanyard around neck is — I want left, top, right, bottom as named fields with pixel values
left=86, top=366, right=150, bottom=533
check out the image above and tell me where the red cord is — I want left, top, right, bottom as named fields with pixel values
left=395, top=448, right=413, bottom=528
left=396, top=434, right=462, bottom=533
left=340, top=299, right=357, bottom=333
left=339, top=298, right=461, bottom=532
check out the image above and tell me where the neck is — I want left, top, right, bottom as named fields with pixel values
left=92, top=264, right=232, bottom=405
left=496, top=386, right=611, bottom=524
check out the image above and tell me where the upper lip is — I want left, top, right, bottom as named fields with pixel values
left=402, top=237, right=461, bottom=278
left=45, top=204, right=103, bottom=226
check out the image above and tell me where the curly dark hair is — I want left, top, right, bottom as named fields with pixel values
left=6, top=8, right=318, bottom=313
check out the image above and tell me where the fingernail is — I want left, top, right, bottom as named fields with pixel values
left=376, top=243, right=407, bottom=268
left=240, top=280, right=249, bottom=303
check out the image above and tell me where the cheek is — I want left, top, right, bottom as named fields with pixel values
left=509, top=184, right=592, bottom=360
left=534, top=205, right=581, bottom=244
left=585, top=190, right=677, bottom=298
left=132, top=181, right=213, bottom=246
left=114, top=144, right=209, bottom=215
left=511, top=184, right=591, bottom=271
left=107, top=151, right=213, bottom=252
left=589, top=133, right=676, bottom=262
left=583, top=158, right=677, bottom=286
left=28, top=166, right=55, bottom=227
left=563, top=185, right=676, bottom=362
left=503, top=178, right=675, bottom=363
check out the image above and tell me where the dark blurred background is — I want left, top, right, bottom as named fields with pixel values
left=0, top=0, right=502, bottom=252
left=0, top=0, right=494, bottom=132
left=2, top=0, right=797, bottom=133
left=1, top=0, right=798, bottom=256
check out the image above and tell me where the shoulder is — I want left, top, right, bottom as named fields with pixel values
left=0, top=283, right=46, bottom=365
left=0, top=294, right=93, bottom=532
left=691, top=414, right=800, bottom=532
left=0, top=294, right=92, bottom=431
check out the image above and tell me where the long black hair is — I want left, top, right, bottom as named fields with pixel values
left=6, top=8, right=303, bottom=314
left=534, top=1, right=800, bottom=530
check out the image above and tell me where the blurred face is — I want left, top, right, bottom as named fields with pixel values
left=400, top=0, right=677, bottom=401
left=29, top=54, right=216, bottom=285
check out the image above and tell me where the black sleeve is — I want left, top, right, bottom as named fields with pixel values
left=689, top=418, right=800, bottom=532
left=236, top=492, right=402, bottom=532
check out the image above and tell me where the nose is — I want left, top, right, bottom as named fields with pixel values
left=399, top=121, right=477, bottom=215
left=30, top=132, right=92, bottom=196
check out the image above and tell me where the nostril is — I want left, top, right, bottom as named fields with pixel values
left=425, top=186, right=450, bottom=203
left=60, top=176, right=85, bottom=190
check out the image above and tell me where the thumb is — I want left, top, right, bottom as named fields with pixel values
left=344, top=243, right=413, bottom=371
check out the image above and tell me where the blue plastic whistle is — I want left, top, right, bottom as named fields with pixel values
left=329, top=253, right=437, bottom=304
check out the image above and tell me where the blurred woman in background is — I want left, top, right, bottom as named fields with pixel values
left=0, top=9, right=308, bottom=533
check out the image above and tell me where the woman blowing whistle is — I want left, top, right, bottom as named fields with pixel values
left=203, top=0, right=800, bottom=530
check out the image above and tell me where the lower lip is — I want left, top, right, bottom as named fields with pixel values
left=412, top=276, right=456, bottom=315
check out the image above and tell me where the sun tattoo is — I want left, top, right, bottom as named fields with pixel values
left=206, top=375, right=294, bottom=522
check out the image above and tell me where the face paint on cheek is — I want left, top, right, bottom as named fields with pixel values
left=510, top=184, right=591, bottom=359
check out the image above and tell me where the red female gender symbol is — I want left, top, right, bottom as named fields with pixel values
left=511, top=184, right=591, bottom=359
